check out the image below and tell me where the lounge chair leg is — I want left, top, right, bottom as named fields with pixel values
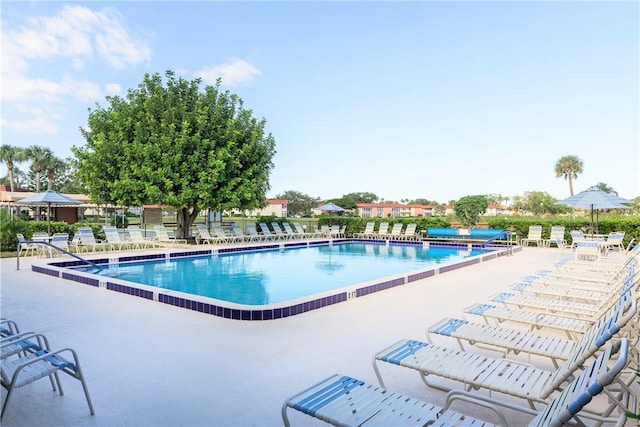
left=76, top=366, right=95, bottom=415
left=371, top=358, right=387, bottom=388
left=1, top=387, right=14, bottom=419
left=54, top=372, right=64, bottom=395
left=419, top=371, right=453, bottom=392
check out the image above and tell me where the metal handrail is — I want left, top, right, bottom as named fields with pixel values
left=16, top=241, right=101, bottom=271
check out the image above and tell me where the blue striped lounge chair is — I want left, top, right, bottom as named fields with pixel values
left=282, top=338, right=629, bottom=427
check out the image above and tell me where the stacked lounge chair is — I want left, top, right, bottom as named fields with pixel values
left=283, top=338, right=630, bottom=426
left=281, top=234, right=639, bottom=427
left=0, top=319, right=94, bottom=419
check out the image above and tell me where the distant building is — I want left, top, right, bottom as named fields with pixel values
left=485, top=203, right=513, bottom=216
left=354, top=202, right=508, bottom=218
left=232, top=199, right=288, bottom=218
left=355, top=203, right=437, bottom=218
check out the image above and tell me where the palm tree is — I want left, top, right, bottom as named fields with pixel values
left=44, top=155, right=65, bottom=190
left=0, top=144, right=26, bottom=192
left=24, top=145, right=53, bottom=220
left=25, top=145, right=53, bottom=193
left=554, top=155, right=584, bottom=196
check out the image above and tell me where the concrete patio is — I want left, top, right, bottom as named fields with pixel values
left=0, top=246, right=634, bottom=426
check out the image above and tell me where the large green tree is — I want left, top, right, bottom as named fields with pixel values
left=74, top=71, right=276, bottom=238
left=330, top=192, right=379, bottom=210
left=454, top=195, right=488, bottom=227
left=408, top=198, right=439, bottom=206
left=554, top=155, right=584, bottom=196
left=275, top=190, right=319, bottom=216
left=515, top=191, right=568, bottom=215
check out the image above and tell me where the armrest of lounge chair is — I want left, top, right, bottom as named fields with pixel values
left=1, top=346, right=95, bottom=418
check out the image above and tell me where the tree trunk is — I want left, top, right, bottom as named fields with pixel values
left=568, top=176, right=574, bottom=196
left=9, top=168, right=19, bottom=217
left=8, top=169, right=15, bottom=192
left=34, top=171, right=42, bottom=221
left=176, top=207, right=201, bottom=239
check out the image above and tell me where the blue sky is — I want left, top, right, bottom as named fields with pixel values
left=2, top=1, right=638, bottom=203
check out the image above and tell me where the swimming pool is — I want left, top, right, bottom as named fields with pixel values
left=90, top=243, right=484, bottom=305
left=33, top=239, right=518, bottom=320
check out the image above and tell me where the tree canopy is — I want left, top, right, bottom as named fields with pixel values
left=74, top=70, right=276, bottom=238
left=274, top=190, right=320, bottom=216
left=514, top=191, right=569, bottom=215
left=328, top=192, right=378, bottom=210
left=454, top=195, right=488, bottom=226
left=554, top=155, right=584, bottom=196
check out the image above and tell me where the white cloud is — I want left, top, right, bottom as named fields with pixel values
left=93, top=8, right=152, bottom=69
left=0, top=4, right=153, bottom=138
left=1, top=75, right=67, bottom=103
left=71, top=58, right=86, bottom=71
left=61, top=76, right=103, bottom=102
left=2, top=74, right=104, bottom=103
left=4, top=5, right=150, bottom=70
left=0, top=106, right=60, bottom=135
left=196, top=59, right=260, bottom=87
left=105, top=83, right=121, bottom=95
left=0, top=5, right=151, bottom=103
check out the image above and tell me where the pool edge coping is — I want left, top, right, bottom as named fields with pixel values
left=30, top=239, right=521, bottom=321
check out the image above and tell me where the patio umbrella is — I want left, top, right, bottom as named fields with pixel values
left=316, top=202, right=345, bottom=227
left=15, top=189, right=82, bottom=234
left=554, top=186, right=631, bottom=233
left=316, top=202, right=345, bottom=214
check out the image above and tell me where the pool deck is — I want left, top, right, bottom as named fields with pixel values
left=0, top=245, right=635, bottom=426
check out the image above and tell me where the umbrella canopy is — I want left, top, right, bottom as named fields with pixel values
left=316, top=202, right=345, bottom=213
left=16, top=190, right=82, bottom=233
left=15, top=190, right=83, bottom=206
left=554, top=186, right=631, bottom=233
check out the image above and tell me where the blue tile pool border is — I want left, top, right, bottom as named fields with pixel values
left=32, top=239, right=520, bottom=321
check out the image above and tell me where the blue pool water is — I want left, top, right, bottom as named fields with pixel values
left=93, top=242, right=485, bottom=305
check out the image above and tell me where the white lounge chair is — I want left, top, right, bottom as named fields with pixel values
left=387, top=223, right=404, bottom=240
left=292, top=223, right=316, bottom=239
left=103, top=226, right=129, bottom=250
left=428, top=292, right=635, bottom=369
left=486, top=273, right=637, bottom=320
left=48, top=233, right=70, bottom=257
left=372, top=222, right=389, bottom=239
left=569, top=230, right=587, bottom=248
left=230, top=224, right=253, bottom=243
left=211, top=224, right=236, bottom=243
left=575, top=240, right=601, bottom=261
left=247, top=223, right=270, bottom=241
left=16, top=234, right=39, bottom=257
left=1, top=331, right=95, bottom=419
left=354, top=222, right=375, bottom=239
left=280, top=223, right=299, bottom=240
left=603, top=231, right=626, bottom=253
left=153, top=225, right=187, bottom=245
left=401, top=223, right=418, bottom=241
left=126, top=226, right=154, bottom=249
left=544, top=225, right=566, bottom=248
left=373, top=325, right=629, bottom=415
left=77, top=227, right=108, bottom=252
left=196, top=225, right=223, bottom=245
left=259, top=223, right=279, bottom=240
left=283, top=338, right=630, bottom=427
left=520, top=225, right=543, bottom=246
